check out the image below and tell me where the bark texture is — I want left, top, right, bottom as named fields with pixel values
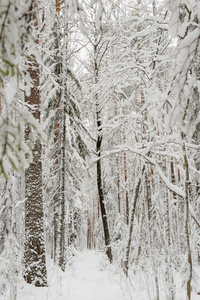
left=24, top=61, right=47, bottom=286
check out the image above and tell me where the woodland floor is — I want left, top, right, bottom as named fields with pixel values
left=1, top=250, right=200, bottom=300
left=16, top=250, right=134, bottom=300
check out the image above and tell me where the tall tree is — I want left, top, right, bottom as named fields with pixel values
left=42, top=0, right=88, bottom=270
left=23, top=1, right=47, bottom=287
left=166, top=1, right=200, bottom=298
left=93, top=15, right=113, bottom=263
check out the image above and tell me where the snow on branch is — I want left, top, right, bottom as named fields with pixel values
left=88, top=143, right=185, bottom=198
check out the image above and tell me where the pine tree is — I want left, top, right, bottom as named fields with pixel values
left=23, top=1, right=47, bottom=287
left=42, top=0, right=87, bottom=270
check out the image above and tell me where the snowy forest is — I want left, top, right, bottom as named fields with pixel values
left=0, top=0, right=200, bottom=299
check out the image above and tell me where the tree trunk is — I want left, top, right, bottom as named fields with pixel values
left=135, top=199, right=145, bottom=268
left=94, top=40, right=112, bottom=263
left=24, top=2, right=47, bottom=287
left=58, top=104, right=66, bottom=271
left=181, top=99, right=192, bottom=300
left=53, top=0, right=62, bottom=266
left=24, top=63, right=47, bottom=287
left=182, top=134, right=192, bottom=300
left=124, top=164, right=145, bottom=276
left=124, top=151, right=129, bottom=225
left=145, top=171, right=159, bottom=300
left=96, top=133, right=113, bottom=263
left=165, top=159, right=175, bottom=300
left=170, top=159, right=177, bottom=200
left=114, top=102, right=121, bottom=214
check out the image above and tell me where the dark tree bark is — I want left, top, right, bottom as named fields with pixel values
left=24, top=60, right=47, bottom=287
left=182, top=133, right=192, bottom=300
left=24, top=1, right=47, bottom=287
left=96, top=131, right=113, bottom=263
left=93, top=38, right=113, bottom=263
left=181, top=99, right=192, bottom=300
left=24, top=138, right=47, bottom=286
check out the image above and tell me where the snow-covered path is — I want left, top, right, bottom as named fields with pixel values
left=15, top=250, right=132, bottom=300
left=65, top=250, right=129, bottom=300
left=3, top=250, right=200, bottom=300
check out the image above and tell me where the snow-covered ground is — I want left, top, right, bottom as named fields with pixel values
left=16, top=250, right=136, bottom=300
left=1, top=250, right=200, bottom=300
